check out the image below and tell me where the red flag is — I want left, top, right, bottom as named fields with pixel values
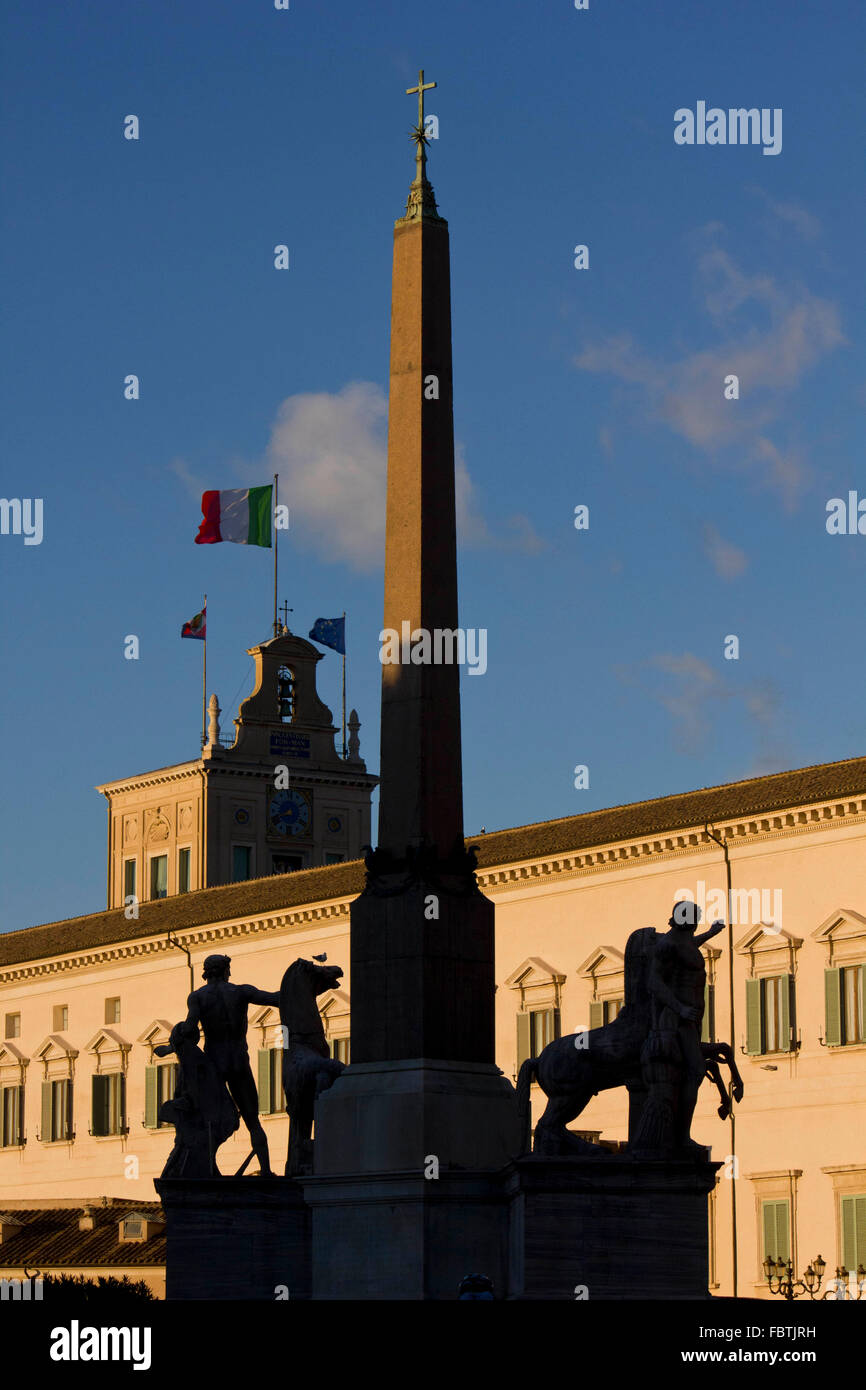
left=181, top=605, right=206, bottom=640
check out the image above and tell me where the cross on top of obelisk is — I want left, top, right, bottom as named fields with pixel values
left=401, top=67, right=442, bottom=223
left=406, top=68, right=436, bottom=132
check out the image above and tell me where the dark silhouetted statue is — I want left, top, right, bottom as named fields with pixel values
left=154, top=1020, right=239, bottom=1177
left=516, top=902, right=743, bottom=1158
left=279, top=956, right=345, bottom=1175
left=180, top=953, right=281, bottom=1176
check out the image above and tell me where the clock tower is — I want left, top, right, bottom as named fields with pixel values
left=98, top=628, right=377, bottom=908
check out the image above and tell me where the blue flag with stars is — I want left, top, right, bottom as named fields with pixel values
left=309, top=616, right=345, bottom=655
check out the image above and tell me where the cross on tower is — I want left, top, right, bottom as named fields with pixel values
left=406, top=68, right=436, bottom=131
left=278, top=601, right=293, bottom=632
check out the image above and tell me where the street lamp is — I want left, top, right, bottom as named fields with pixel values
left=824, top=1264, right=866, bottom=1301
left=763, top=1254, right=826, bottom=1300
left=764, top=1254, right=866, bottom=1300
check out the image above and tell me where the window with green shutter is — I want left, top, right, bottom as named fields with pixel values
left=515, top=1012, right=530, bottom=1070
left=824, top=968, right=842, bottom=1046
left=257, top=1047, right=284, bottom=1114
left=258, top=1048, right=273, bottom=1113
left=701, top=983, right=715, bottom=1043
left=1, top=1086, right=23, bottom=1147
left=841, top=964, right=865, bottom=1045
left=529, top=1008, right=558, bottom=1058
left=588, top=1000, right=603, bottom=1030
left=144, top=1065, right=158, bottom=1129
left=841, top=1194, right=866, bottom=1271
left=156, top=1063, right=178, bottom=1127
left=745, top=978, right=762, bottom=1054
left=45, top=1079, right=72, bottom=1142
left=92, top=1074, right=125, bottom=1136
left=761, top=1199, right=790, bottom=1264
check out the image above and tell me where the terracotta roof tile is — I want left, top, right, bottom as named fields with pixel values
left=0, top=1200, right=165, bottom=1269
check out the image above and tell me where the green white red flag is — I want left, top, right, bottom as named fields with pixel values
left=195, top=485, right=272, bottom=547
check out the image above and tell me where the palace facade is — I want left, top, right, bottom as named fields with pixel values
left=1, top=632, right=864, bottom=1298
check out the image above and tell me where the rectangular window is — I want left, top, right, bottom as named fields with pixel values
left=1, top=1087, right=23, bottom=1147
left=842, top=965, right=864, bottom=1045
left=123, top=858, right=137, bottom=901
left=4, top=1013, right=20, bottom=1039
left=602, top=998, right=622, bottom=1025
left=763, top=977, right=784, bottom=1053
left=46, top=1079, right=73, bottom=1142
left=104, top=997, right=121, bottom=1025
left=232, top=845, right=252, bottom=882
left=701, top=982, right=716, bottom=1044
left=178, top=847, right=191, bottom=894
left=517, top=1008, right=561, bottom=1068
left=92, top=1073, right=126, bottom=1137
left=52, top=1004, right=68, bottom=1032
left=324, top=852, right=344, bottom=865
left=745, top=976, right=793, bottom=1054
left=329, top=1037, right=350, bottom=1064
left=841, top=1194, right=866, bottom=1272
left=156, top=1063, right=178, bottom=1128
left=761, top=1199, right=790, bottom=1265
left=272, top=854, right=303, bottom=874
left=150, top=855, right=168, bottom=900
left=529, top=1008, right=558, bottom=1058
left=257, top=1048, right=284, bottom=1114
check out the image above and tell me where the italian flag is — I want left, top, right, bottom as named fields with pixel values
left=195, top=485, right=273, bottom=547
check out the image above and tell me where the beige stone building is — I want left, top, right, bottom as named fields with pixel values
left=1, top=634, right=864, bottom=1298
left=97, top=628, right=377, bottom=907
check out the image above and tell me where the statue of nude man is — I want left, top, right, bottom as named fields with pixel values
left=646, top=901, right=725, bottom=1149
left=183, top=953, right=281, bottom=1176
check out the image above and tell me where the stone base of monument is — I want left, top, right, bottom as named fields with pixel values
left=505, top=1154, right=721, bottom=1300
left=312, top=1058, right=520, bottom=1173
left=302, top=1168, right=509, bottom=1300
left=155, top=1177, right=311, bottom=1301
left=304, top=1057, right=520, bottom=1299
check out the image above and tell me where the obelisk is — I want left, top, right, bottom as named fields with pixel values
left=307, top=74, right=519, bottom=1298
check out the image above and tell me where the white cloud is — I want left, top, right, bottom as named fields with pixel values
left=748, top=187, right=821, bottom=242
left=617, top=650, right=786, bottom=760
left=702, top=524, right=748, bottom=580
left=574, top=240, right=844, bottom=507
left=223, top=381, right=542, bottom=572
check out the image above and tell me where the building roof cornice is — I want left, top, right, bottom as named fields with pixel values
left=4, top=754, right=866, bottom=980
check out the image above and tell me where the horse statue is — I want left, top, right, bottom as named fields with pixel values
left=516, top=907, right=744, bottom=1158
left=154, top=1021, right=240, bottom=1178
left=279, top=955, right=346, bottom=1176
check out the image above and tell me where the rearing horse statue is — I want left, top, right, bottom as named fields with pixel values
left=516, top=907, right=744, bottom=1157
left=279, top=956, right=345, bottom=1176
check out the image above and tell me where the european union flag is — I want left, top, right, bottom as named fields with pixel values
left=309, top=616, right=345, bottom=655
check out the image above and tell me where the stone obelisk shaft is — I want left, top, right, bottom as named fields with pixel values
left=377, top=201, right=463, bottom=858
left=347, top=155, right=498, bottom=1067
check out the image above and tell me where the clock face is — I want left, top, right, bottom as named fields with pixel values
left=269, top=788, right=311, bottom=837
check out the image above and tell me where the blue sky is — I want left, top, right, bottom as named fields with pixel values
left=1, top=0, right=864, bottom=930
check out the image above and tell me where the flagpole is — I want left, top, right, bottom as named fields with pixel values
left=272, top=473, right=279, bottom=636
left=201, top=592, right=207, bottom=748
left=341, top=611, right=347, bottom=759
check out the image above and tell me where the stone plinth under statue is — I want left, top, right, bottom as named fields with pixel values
left=156, top=1177, right=310, bottom=1300
left=506, top=1155, right=720, bottom=1301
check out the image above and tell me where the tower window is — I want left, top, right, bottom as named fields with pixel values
left=232, top=845, right=252, bottom=882
left=178, top=847, right=191, bottom=894
left=150, top=855, right=168, bottom=900
left=278, top=666, right=295, bottom=723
